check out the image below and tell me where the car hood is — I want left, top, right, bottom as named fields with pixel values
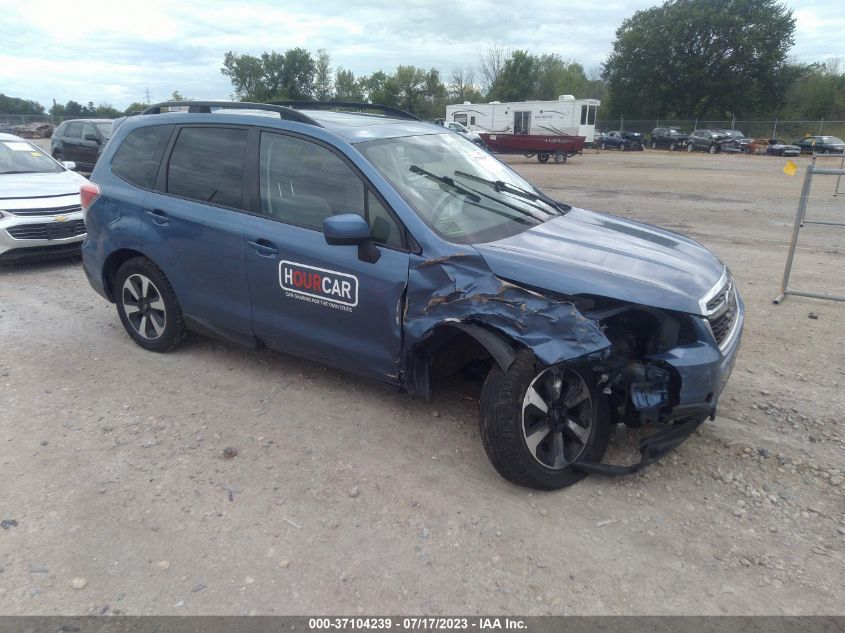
left=473, top=207, right=725, bottom=315
left=0, top=170, right=87, bottom=201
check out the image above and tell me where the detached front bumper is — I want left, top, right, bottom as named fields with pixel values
left=577, top=288, right=745, bottom=476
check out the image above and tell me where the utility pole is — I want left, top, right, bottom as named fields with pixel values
left=145, top=88, right=151, bottom=105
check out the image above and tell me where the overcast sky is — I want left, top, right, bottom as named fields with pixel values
left=1, top=0, right=843, bottom=110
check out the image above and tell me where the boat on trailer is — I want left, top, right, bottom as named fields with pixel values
left=479, top=132, right=586, bottom=164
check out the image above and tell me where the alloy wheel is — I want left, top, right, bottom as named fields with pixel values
left=121, top=273, right=167, bottom=340
left=522, top=366, right=594, bottom=469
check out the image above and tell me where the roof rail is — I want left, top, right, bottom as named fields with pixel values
left=269, top=101, right=421, bottom=121
left=139, top=101, right=321, bottom=126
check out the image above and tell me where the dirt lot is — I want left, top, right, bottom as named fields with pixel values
left=1, top=148, right=843, bottom=615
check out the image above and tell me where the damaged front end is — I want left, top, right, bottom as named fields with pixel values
left=400, top=251, right=743, bottom=476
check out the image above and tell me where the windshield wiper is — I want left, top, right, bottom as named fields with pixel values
left=409, top=165, right=480, bottom=203
left=0, top=170, right=41, bottom=175
left=453, top=170, right=565, bottom=212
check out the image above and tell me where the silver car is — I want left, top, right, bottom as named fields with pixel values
left=0, top=133, right=88, bottom=261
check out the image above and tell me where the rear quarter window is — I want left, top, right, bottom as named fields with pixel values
left=111, top=125, right=174, bottom=190
left=166, top=127, right=248, bottom=208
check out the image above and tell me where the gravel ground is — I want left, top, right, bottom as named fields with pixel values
left=0, top=148, right=843, bottom=615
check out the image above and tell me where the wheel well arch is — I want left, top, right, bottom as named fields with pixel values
left=403, top=321, right=521, bottom=399
left=102, top=248, right=147, bottom=301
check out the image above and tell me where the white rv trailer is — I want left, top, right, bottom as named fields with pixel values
left=445, top=95, right=601, bottom=142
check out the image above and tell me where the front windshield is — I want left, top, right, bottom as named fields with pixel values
left=0, top=139, right=62, bottom=174
left=822, top=136, right=844, bottom=144
left=96, top=122, right=112, bottom=139
left=358, top=133, right=565, bottom=244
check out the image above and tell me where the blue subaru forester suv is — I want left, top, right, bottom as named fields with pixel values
left=80, top=101, right=743, bottom=489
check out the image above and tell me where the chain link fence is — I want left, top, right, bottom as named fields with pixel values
left=597, top=119, right=845, bottom=141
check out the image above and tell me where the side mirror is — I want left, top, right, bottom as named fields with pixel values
left=62, top=161, right=77, bottom=171
left=323, top=214, right=380, bottom=263
left=84, top=134, right=101, bottom=143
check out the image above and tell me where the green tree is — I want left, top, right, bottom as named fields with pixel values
left=780, top=60, right=845, bottom=120
left=170, top=90, right=189, bottom=101
left=222, top=48, right=316, bottom=101
left=334, top=68, right=364, bottom=101
left=0, top=94, right=44, bottom=114
left=389, top=65, right=427, bottom=113
left=123, top=102, right=149, bottom=115
left=94, top=103, right=121, bottom=117
left=63, top=100, right=84, bottom=117
left=314, top=49, right=333, bottom=101
left=491, top=50, right=538, bottom=101
left=361, top=71, right=398, bottom=107
left=534, top=55, right=588, bottom=100
left=221, top=51, right=268, bottom=101
left=281, top=47, right=317, bottom=100
left=602, top=0, right=796, bottom=119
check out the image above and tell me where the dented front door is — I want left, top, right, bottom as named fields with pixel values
left=242, top=216, right=409, bottom=383
left=242, top=129, right=411, bottom=382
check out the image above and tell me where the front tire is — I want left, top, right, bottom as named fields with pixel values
left=554, top=150, right=567, bottom=164
left=687, top=143, right=694, bottom=153
left=708, top=144, right=717, bottom=154
left=114, top=257, right=187, bottom=353
left=479, top=351, right=610, bottom=490
left=651, top=140, right=657, bottom=149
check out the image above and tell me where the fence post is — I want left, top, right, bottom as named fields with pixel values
left=772, top=119, right=778, bottom=139
left=774, top=159, right=815, bottom=304
left=818, top=118, right=824, bottom=135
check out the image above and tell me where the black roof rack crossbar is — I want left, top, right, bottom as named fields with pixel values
left=139, top=101, right=322, bottom=126
left=269, top=101, right=421, bottom=121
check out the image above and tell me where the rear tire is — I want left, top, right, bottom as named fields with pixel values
left=554, top=151, right=567, bottom=164
left=669, top=142, right=676, bottom=151
left=114, top=257, right=188, bottom=353
left=651, top=140, right=657, bottom=149
left=708, top=144, right=717, bottom=154
left=537, top=153, right=550, bottom=163
left=479, top=350, right=610, bottom=490
left=687, top=143, right=694, bottom=153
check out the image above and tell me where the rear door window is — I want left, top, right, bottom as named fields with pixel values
left=111, top=125, right=174, bottom=190
left=166, top=127, right=248, bottom=208
left=66, top=122, right=82, bottom=139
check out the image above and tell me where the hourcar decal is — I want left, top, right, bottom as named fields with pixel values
left=279, top=260, right=359, bottom=309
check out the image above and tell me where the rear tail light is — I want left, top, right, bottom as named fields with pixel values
left=80, top=182, right=101, bottom=221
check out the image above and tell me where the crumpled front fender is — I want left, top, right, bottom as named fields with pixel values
left=401, top=252, right=611, bottom=395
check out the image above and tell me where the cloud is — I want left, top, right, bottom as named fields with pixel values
left=0, top=0, right=839, bottom=110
